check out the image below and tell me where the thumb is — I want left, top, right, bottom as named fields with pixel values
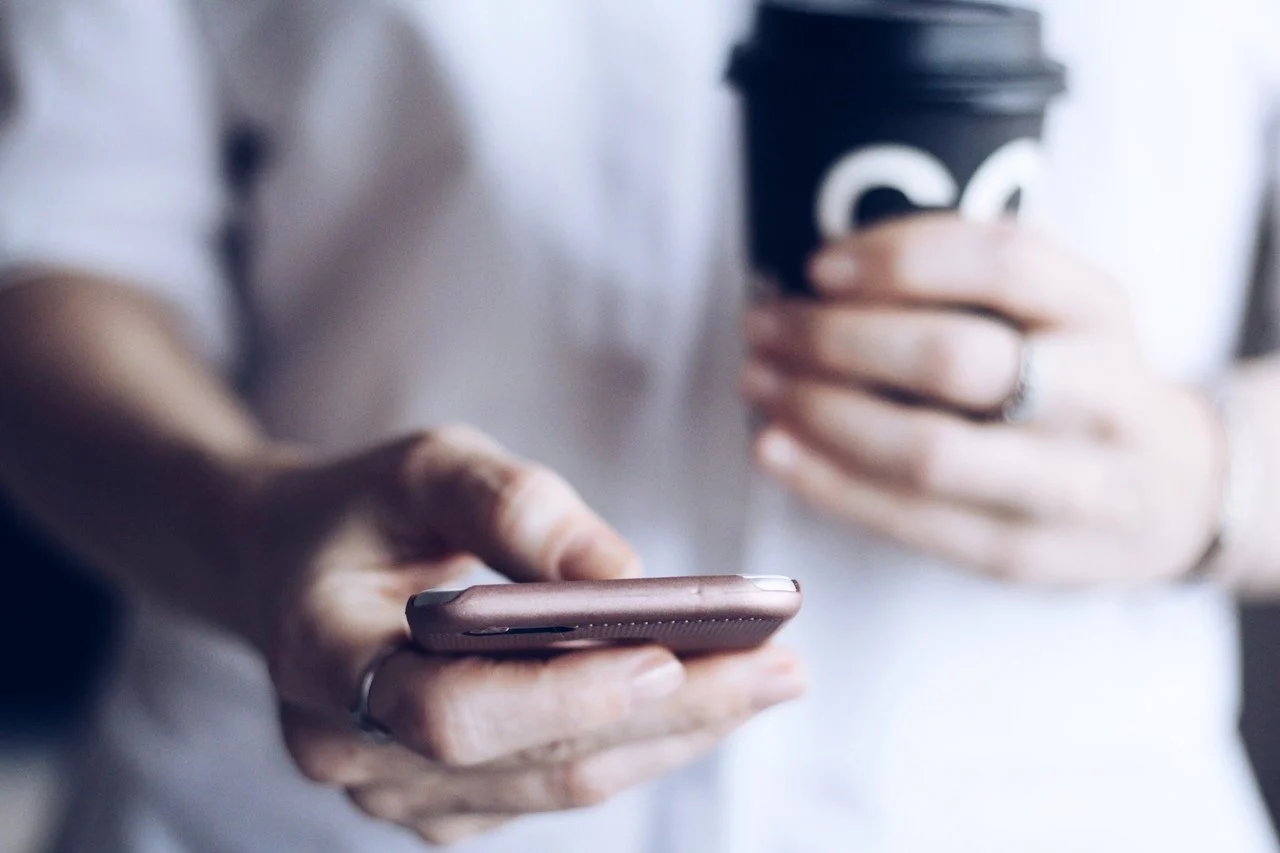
left=372, top=425, right=642, bottom=583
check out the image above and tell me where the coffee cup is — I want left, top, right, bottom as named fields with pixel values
left=728, top=0, right=1067, bottom=295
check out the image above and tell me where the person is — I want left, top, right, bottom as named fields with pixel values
left=1, top=0, right=1279, bottom=850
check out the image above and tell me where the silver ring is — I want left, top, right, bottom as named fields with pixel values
left=1000, top=338, right=1041, bottom=424
left=350, top=644, right=402, bottom=744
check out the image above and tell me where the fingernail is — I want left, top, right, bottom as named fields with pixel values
left=630, top=654, right=685, bottom=705
left=743, top=308, right=784, bottom=348
left=752, top=651, right=807, bottom=708
left=740, top=361, right=786, bottom=405
left=756, top=429, right=799, bottom=474
left=810, top=250, right=859, bottom=290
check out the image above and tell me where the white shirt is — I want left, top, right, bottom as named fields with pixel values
left=3, top=1, right=1280, bottom=850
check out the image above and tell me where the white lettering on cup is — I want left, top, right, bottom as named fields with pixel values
left=957, top=138, right=1045, bottom=222
left=816, top=145, right=956, bottom=241
left=815, top=137, right=1045, bottom=239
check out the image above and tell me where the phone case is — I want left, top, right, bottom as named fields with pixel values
left=406, top=575, right=802, bottom=654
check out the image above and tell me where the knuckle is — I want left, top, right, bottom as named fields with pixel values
left=424, top=422, right=487, bottom=450
left=399, top=425, right=459, bottom=474
left=404, top=424, right=505, bottom=483
left=348, top=786, right=409, bottom=823
left=263, top=637, right=303, bottom=704
left=984, top=529, right=1045, bottom=581
left=263, top=610, right=326, bottom=708
left=489, top=463, right=567, bottom=538
left=813, top=312, right=866, bottom=375
left=579, top=677, right=634, bottom=726
left=883, top=240, right=913, bottom=289
left=796, top=309, right=835, bottom=364
left=293, top=752, right=338, bottom=786
left=788, top=380, right=832, bottom=428
left=518, top=734, right=589, bottom=766
left=416, top=824, right=455, bottom=847
left=682, top=658, right=771, bottom=722
left=548, top=759, right=619, bottom=810
left=280, top=722, right=325, bottom=782
left=916, top=328, right=975, bottom=399
left=417, top=821, right=467, bottom=847
left=290, top=739, right=365, bottom=786
left=417, top=817, right=506, bottom=847
left=679, top=684, right=751, bottom=727
left=901, top=419, right=959, bottom=494
left=699, top=691, right=756, bottom=726
left=931, top=320, right=1020, bottom=404
left=986, top=221, right=1031, bottom=299
left=987, top=321, right=1024, bottom=375
left=404, top=681, right=485, bottom=768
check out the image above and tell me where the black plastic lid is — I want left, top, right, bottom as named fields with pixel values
left=729, top=0, right=1066, bottom=113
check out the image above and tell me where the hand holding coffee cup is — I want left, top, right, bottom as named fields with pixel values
left=732, top=1, right=1228, bottom=585
left=729, top=0, right=1067, bottom=290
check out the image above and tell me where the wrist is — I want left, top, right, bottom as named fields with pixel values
left=205, top=442, right=312, bottom=652
left=1185, top=378, right=1269, bottom=590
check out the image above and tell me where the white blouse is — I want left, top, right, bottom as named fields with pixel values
left=2, top=1, right=1279, bottom=850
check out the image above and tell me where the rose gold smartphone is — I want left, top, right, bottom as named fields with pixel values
left=406, top=575, right=802, bottom=655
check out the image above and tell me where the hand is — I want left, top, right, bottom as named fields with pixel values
left=740, top=215, right=1223, bottom=585
left=231, top=425, right=805, bottom=845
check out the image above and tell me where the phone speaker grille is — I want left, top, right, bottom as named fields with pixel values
left=416, top=617, right=786, bottom=654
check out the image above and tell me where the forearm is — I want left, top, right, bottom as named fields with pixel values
left=0, top=273, right=277, bottom=640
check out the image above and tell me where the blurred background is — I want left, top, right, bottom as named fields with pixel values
left=0, top=504, right=117, bottom=853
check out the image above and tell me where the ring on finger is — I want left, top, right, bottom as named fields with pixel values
left=999, top=336, right=1042, bottom=425
left=351, top=644, right=405, bottom=745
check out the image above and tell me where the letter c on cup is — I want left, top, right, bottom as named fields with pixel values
left=816, top=145, right=957, bottom=241
left=815, top=137, right=1046, bottom=240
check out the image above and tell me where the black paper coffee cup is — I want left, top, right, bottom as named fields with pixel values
left=729, top=0, right=1066, bottom=295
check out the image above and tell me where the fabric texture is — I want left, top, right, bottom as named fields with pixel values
left=0, top=0, right=233, bottom=365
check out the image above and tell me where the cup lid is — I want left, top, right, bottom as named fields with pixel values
left=729, top=0, right=1067, bottom=112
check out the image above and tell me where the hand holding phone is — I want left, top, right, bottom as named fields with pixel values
left=220, top=424, right=804, bottom=847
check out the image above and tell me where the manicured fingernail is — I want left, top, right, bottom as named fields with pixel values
left=743, top=308, right=783, bottom=348
left=756, top=429, right=799, bottom=474
left=752, top=651, right=807, bottom=708
left=630, top=654, right=685, bottom=705
left=740, top=361, right=785, bottom=404
left=809, top=250, right=859, bottom=290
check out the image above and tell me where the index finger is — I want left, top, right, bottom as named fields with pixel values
left=808, top=215, right=1128, bottom=331
left=381, top=425, right=642, bottom=583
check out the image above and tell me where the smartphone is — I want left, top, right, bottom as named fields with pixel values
left=406, top=574, right=801, bottom=655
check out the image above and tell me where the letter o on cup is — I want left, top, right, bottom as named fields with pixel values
left=957, top=138, right=1045, bottom=223
left=814, top=138, right=1047, bottom=239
